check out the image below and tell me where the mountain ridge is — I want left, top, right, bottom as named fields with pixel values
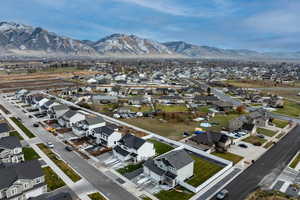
left=0, top=21, right=299, bottom=59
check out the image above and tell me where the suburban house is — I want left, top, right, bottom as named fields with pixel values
left=113, top=134, right=155, bottom=163
left=188, top=132, right=231, bottom=152
left=35, top=98, right=50, bottom=110
left=194, top=95, right=219, bottom=105
left=0, top=123, right=10, bottom=139
left=39, top=100, right=60, bottom=112
left=25, top=95, right=43, bottom=106
left=91, top=95, right=118, bottom=104
left=143, top=149, right=194, bottom=188
left=58, top=110, right=85, bottom=128
left=15, top=89, right=29, bottom=101
left=48, top=104, right=69, bottom=119
left=0, top=136, right=24, bottom=164
left=92, top=125, right=122, bottom=147
left=29, top=192, right=72, bottom=200
left=156, top=96, right=185, bottom=104
left=0, top=160, right=47, bottom=200
left=72, top=117, right=106, bottom=137
left=229, top=109, right=270, bottom=131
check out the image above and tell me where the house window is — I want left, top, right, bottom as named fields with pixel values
left=36, top=178, right=41, bottom=184
left=11, top=188, right=17, bottom=196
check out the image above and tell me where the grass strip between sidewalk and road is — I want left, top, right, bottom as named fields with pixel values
left=10, top=117, right=35, bottom=138
left=290, top=153, right=300, bottom=169
left=43, top=166, right=66, bottom=191
left=9, top=131, right=24, bottom=140
left=37, top=143, right=81, bottom=182
left=88, top=192, right=107, bottom=200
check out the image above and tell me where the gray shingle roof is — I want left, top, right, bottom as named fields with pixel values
left=0, top=136, right=21, bottom=149
left=119, top=134, right=146, bottom=150
left=52, top=104, right=69, bottom=112
left=156, top=149, right=194, bottom=170
left=0, top=160, right=43, bottom=190
left=62, top=110, right=78, bottom=119
left=0, top=123, right=10, bottom=133
left=93, top=126, right=114, bottom=136
left=85, top=117, right=105, bottom=125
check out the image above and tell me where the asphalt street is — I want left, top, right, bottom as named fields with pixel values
left=0, top=96, right=138, bottom=200
left=212, top=125, right=300, bottom=200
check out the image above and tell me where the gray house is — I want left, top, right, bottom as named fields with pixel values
left=0, top=136, right=24, bottom=164
left=91, top=95, right=118, bottom=104
left=48, top=104, right=69, bottom=119
left=143, top=149, right=194, bottom=188
left=0, top=160, right=47, bottom=200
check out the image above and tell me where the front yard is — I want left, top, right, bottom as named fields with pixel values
left=257, top=128, right=277, bottom=137
left=272, top=119, right=289, bottom=129
left=43, top=166, right=66, bottom=191
left=88, top=192, right=107, bottom=200
left=10, top=117, right=35, bottom=138
left=289, top=153, right=300, bottom=169
left=154, top=186, right=194, bottom=200
left=186, top=155, right=223, bottom=187
left=148, top=139, right=174, bottom=156
left=212, top=152, right=243, bottom=164
left=116, top=163, right=143, bottom=175
left=23, top=147, right=40, bottom=161
left=242, top=136, right=267, bottom=146
left=37, top=143, right=81, bottom=182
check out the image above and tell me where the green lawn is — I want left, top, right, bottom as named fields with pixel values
left=186, top=155, right=223, bottom=187
left=273, top=101, right=300, bottom=117
left=88, top=192, right=107, bottom=200
left=141, top=196, right=152, bottom=200
left=197, top=106, right=210, bottom=114
left=272, top=119, right=289, bottom=129
left=242, top=136, right=267, bottom=146
left=206, top=113, right=240, bottom=132
left=10, top=117, right=35, bottom=138
left=43, top=167, right=66, bottom=191
left=130, top=105, right=153, bottom=112
left=212, top=152, right=243, bottom=164
left=148, top=139, right=174, bottom=156
left=156, top=105, right=188, bottom=112
left=257, top=128, right=277, bottom=137
left=9, top=131, right=24, bottom=140
left=37, top=143, right=81, bottom=182
left=290, top=153, right=300, bottom=169
left=154, top=187, right=194, bottom=200
left=263, top=141, right=274, bottom=149
left=123, top=118, right=198, bottom=141
left=276, top=133, right=285, bottom=139
left=117, top=163, right=143, bottom=175
left=23, top=147, right=40, bottom=161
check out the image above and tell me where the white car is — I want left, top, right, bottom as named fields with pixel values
left=47, top=142, right=54, bottom=148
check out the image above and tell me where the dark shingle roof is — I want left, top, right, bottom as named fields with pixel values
left=156, top=150, right=194, bottom=170
left=0, top=123, right=10, bottom=133
left=0, top=160, right=43, bottom=190
left=63, top=110, right=77, bottom=119
left=93, top=126, right=114, bottom=136
left=29, top=192, right=72, bottom=200
left=189, top=132, right=222, bottom=146
left=144, top=159, right=165, bottom=176
left=114, top=145, right=130, bottom=157
left=52, top=104, right=69, bottom=112
left=85, top=117, right=105, bottom=125
left=119, top=134, right=146, bottom=150
left=0, top=136, right=21, bottom=149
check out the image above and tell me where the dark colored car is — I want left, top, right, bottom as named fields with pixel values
left=33, top=123, right=39, bottom=127
left=65, top=146, right=74, bottom=151
left=238, top=143, right=248, bottom=148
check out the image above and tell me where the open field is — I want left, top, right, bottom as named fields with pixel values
left=186, top=155, right=223, bottom=187
left=246, top=189, right=295, bottom=200
left=155, top=104, right=188, bottom=112
left=206, top=113, right=240, bottom=132
left=123, top=118, right=198, bottom=140
left=272, top=100, right=300, bottom=117
left=212, top=152, right=243, bottom=164
left=225, top=80, right=300, bottom=88
left=259, top=89, right=300, bottom=101
left=43, top=167, right=66, bottom=191
left=37, top=143, right=81, bottom=182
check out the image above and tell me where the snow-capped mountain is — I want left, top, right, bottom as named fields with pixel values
left=163, top=41, right=263, bottom=59
left=92, top=34, right=173, bottom=55
left=0, top=22, right=95, bottom=55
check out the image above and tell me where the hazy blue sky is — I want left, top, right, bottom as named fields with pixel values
left=0, top=0, right=299, bottom=51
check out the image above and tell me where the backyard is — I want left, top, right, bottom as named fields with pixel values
left=186, top=155, right=223, bottom=187
left=37, top=143, right=81, bottom=182
left=212, top=152, right=243, bottom=164
left=148, top=139, right=174, bottom=156
left=42, top=167, right=66, bottom=191
left=206, top=113, right=240, bottom=132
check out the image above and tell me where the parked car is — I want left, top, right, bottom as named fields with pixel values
left=28, top=115, right=33, bottom=118
left=33, top=123, right=39, bottom=127
left=238, top=143, right=248, bottom=148
left=216, top=189, right=229, bottom=200
left=257, top=134, right=265, bottom=139
left=47, top=142, right=54, bottom=148
left=65, top=146, right=74, bottom=152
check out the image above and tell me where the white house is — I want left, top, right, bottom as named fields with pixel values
left=48, top=104, right=69, bottom=119
left=36, top=98, right=50, bottom=110
left=92, top=125, right=122, bottom=147
left=0, top=160, right=47, bottom=200
left=58, top=110, right=85, bottom=128
left=0, top=136, right=24, bottom=164
left=143, top=149, right=194, bottom=188
left=113, top=134, right=155, bottom=163
left=72, top=117, right=106, bottom=137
